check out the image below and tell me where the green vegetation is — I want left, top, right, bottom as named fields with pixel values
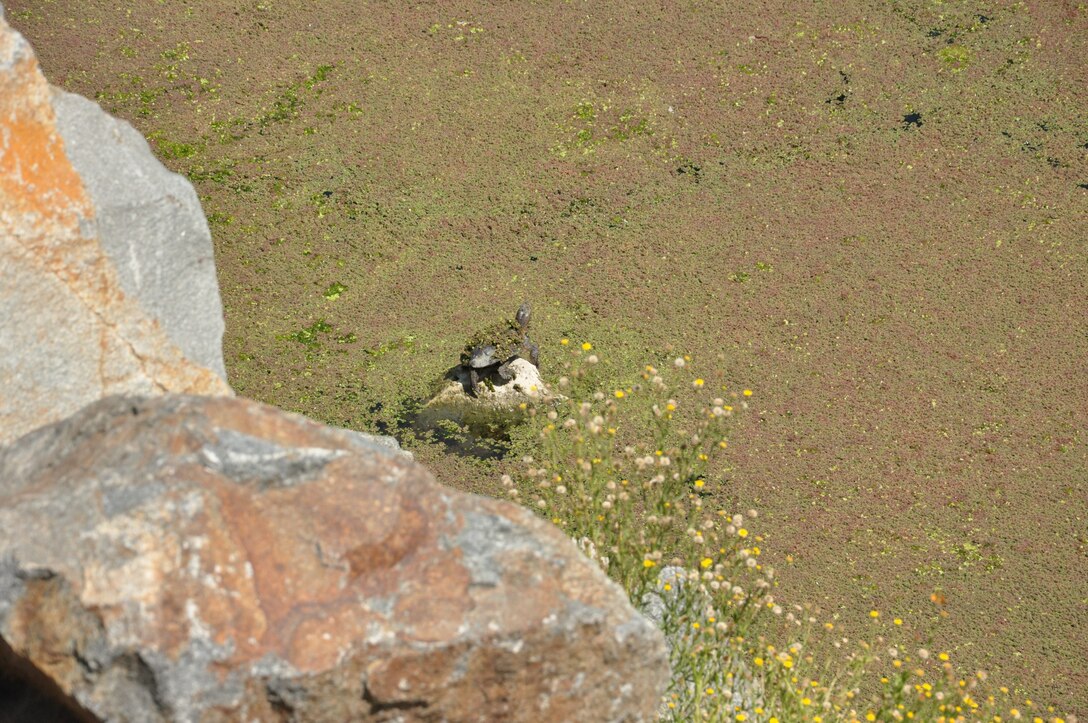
left=282, top=319, right=332, bottom=345
left=938, top=45, right=973, bottom=72
left=154, top=136, right=203, bottom=159
left=364, top=335, right=416, bottom=365
left=322, top=282, right=347, bottom=300
left=512, top=344, right=1067, bottom=722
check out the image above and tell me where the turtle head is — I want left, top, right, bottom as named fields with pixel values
left=515, top=301, right=531, bottom=329
left=468, top=343, right=499, bottom=369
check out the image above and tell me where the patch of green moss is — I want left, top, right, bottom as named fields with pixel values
left=938, top=45, right=972, bottom=72
left=322, top=282, right=347, bottom=300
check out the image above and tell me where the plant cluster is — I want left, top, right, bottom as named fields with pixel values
left=503, top=344, right=1071, bottom=723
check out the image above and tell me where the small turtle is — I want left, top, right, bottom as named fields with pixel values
left=461, top=301, right=539, bottom=395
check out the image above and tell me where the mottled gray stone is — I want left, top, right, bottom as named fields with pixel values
left=51, top=90, right=228, bottom=381
left=337, top=427, right=413, bottom=460
left=450, top=510, right=550, bottom=587
left=0, top=394, right=669, bottom=722
left=199, top=428, right=346, bottom=489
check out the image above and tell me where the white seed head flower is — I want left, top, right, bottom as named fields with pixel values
left=674, top=357, right=685, bottom=368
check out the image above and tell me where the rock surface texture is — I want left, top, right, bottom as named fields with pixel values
left=0, top=394, right=669, bottom=722
left=0, top=17, right=230, bottom=447
left=51, top=90, right=228, bottom=380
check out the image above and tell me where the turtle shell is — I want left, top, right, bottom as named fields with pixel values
left=461, top=317, right=525, bottom=368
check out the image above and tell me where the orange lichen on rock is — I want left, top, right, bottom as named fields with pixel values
left=0, top=20, right=90, bottom=231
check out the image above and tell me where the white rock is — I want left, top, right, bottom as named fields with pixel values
left=420, top=359, right=560, bottom=432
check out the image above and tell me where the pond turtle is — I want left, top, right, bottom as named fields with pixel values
left=461, top=301, right=539, bottom=395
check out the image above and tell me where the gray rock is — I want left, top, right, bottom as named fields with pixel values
left=0, top=394, right=669, bottom=721
left=51, top=90, right=228, bottom=381
left=0, top=18, right=231, bottom=446
left=639, top=565, right=689, bottom=629
left=339, top=427, right=413, bottom=460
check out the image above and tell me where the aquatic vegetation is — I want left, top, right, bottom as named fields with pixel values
left=938, top=45, right=973, bottom=73
left=322, top=282, right=347, bottom=300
